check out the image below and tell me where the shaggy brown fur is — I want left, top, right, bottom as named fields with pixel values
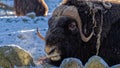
left=14, top=0, right=48, bottom=16
left=45, top=0, right=120, bottom=66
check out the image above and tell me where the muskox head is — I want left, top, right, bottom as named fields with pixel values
left=37, top=5, right=98, bottom=66
left=46, top=16, right=82, bottom=66
left=45, top=16, right=81, bottom=66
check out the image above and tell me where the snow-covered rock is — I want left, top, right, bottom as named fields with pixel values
left=60, top=58, right=83, bottom=68
left=0, top=46, right=35, bottom=68
left=110, top=64, right=120, bottom=68
left=84, top=56, right=109, bottom=68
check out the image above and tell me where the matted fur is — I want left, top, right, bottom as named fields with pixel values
left=45, top=0, right=120, bottom=66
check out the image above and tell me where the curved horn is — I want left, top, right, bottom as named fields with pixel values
left=52, top=5, right=68, bottom=16
left=37, top=28, right=45, bottom=41
left=53, top=5, right=94, bottom=42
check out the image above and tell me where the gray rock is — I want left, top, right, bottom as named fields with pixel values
left=110, top=64, right=120, bottom=68
left=0, top=46, right=35, bottom=68
left=84, top=55, right=109, bottom=68
left=60, top=58, right=83, bottom=68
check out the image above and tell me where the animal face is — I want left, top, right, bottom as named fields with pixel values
left=45, top=16, right=81, bottom=66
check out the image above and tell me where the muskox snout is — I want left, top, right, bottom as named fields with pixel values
left=45, top=46, right=61, bottom=61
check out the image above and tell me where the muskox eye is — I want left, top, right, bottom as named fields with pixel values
left=68, top=22, right=77, bottom=31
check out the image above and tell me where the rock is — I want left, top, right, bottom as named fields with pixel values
left=60, top=58, right=83, bottom=68
left=0, top=46, right=35, bottom=67
left=0, top=52, right=12, bottom=68
left=110, top=64, right=120, bottom=68
left=84, top=55, right=109, bottom=68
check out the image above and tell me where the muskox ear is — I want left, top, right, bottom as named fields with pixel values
left=68, top=22, right=77, bottom=31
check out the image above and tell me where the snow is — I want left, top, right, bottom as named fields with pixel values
left=0, top=0, right=61, bottom=68
left=0, top=16, right=48, bottom=68
left=0, top=0, right=14, bottom=7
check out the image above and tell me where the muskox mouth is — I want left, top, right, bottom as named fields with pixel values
left=37, top=51, right=61, bottom=65
left=46, top=52, right=61, bottom=61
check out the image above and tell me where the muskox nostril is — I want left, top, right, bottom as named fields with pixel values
left=45, top=46, right=57, bottom=55
left=48, top=47, right=56, bottom=55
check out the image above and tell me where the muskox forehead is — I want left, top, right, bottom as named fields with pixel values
left=48, top=16, right=77, bottom=28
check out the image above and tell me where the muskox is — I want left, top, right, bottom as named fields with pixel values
left=14, top=0, right=48, bottom=16
left=37, top=0, right=120, bottom=66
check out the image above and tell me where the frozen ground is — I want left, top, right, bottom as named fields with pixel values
left=0, top=0, right=61, bottom=68
left=0, top=0, right=61, bottom=17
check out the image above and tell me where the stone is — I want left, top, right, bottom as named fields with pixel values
left=84, top=55, right=109, bottom=68
left=60, top=58, right=83, bottom=68
left=110, top=64, right=120, bottom=68
left=0, top=46, right=35, bottom=67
